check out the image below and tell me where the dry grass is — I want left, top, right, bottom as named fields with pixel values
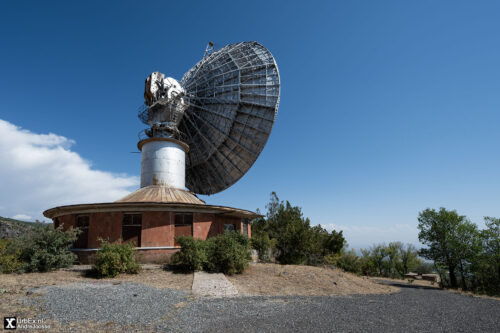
left=101, top=265, right=193, bottom=290
left=0, top=265, right=193, bottom=294
left=227, top=263, right=399, bottom=296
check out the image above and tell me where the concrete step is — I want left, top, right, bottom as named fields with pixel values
left=192, top=271, right=239, bottom=297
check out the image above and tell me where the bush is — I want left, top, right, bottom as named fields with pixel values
left=335, top=249, right=362, bottom=274
left=415, top=262, right=434, bottom=275
left=0, top=239, right=23, bottom=273
left=171, top=236, right=207, bottom=271
left=171, top=233, right=251, bottom=275
left=205, top=232, right=251, bottom=275
left=92, top=240, right=141, bottom=278
left=323, top=253, right=339, bottom=265
left=252, top=192, right=345, bottom=266
left=225, top=231, right=250, bottom=248
left=250, top=231, right=276, bottom=261
left=19, top=223, right=79, bottom=272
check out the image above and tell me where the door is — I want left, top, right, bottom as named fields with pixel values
left=74, top=215, right=89, bottom=248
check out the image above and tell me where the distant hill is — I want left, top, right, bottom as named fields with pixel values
left=0, top=216, right=37, bottom=239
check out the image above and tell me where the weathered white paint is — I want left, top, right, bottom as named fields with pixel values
left=140, top=139, right=186, bottom=189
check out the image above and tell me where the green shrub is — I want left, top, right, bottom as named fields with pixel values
left=306, top=253, right=326, bottom=266
left=0, top=239, right=23, bottom=273
left=323, top=253, right=340, bottom=265
left=19, top=223, right=79, bottom=272
left=415, top=262, right=434, bottom=275
left=251, top=231, right=276, bottom=261
left=253, top=192, right=345, bottom=266
left=171, top=234, right=251, bottom=275
left=205, top=232, right=251, bottom=275
left=92, top=240, right=141, bottom=278
left=226, top=231, right=250, bottom=248
left=336, top=249, right=362, bottom=274
left=171, top=236, right=207, bottom=271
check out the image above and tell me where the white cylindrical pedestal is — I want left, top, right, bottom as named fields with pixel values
left=138, top=138, right=188, bottom=189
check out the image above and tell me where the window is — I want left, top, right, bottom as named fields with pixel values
left=122, top=213, right=142, bottom=246
left=224, top=224, right=236, bottom=233
left=54, top=217, right=60, bottom=230
left=74, top=215, right=89, bottom=248
left=175, top=213, right=193, bottom=226
left=242, top=219, right=249, bottom=236
left=174, top=213, right=193, bottom=246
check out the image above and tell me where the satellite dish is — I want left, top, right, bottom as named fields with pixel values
left=139, top=41, right=280, bottom=195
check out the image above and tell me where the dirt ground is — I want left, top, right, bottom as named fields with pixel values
left=227, top=263, right=399, bottom=296
left=0, top=263, right=397, bottom=330
left=372, top=276, right=441, bottom=288
left=0, top=263, right=400, bottom=332
left=2, top=263, right=497, bottom=332
left=372, top=276, right=500, bottom=301
left=0, top=265, right=193, bottom=294
left=0, top=265, right=193, bottom=332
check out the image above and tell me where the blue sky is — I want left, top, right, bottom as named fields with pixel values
left=1, top=1, right=499, bottom=249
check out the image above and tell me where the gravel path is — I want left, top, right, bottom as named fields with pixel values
left=25, top=280, right=500, bottom=332
left=25, top=282, right=189, bottom=327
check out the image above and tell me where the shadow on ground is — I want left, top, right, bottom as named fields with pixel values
left=373, top=279, right=440, bottom=290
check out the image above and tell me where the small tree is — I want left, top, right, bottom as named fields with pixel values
left=336, top=248, right=362, bottom=274
left=370, top=244, right=388, bottom=276
left=251, top=192, right=345, bottom=265
left=360, top=248, right=377, bottom=276
left=19, top=223, right=79, bottom=272
left=453, top=221, right=482, bottom=290
left=307, top=225, right=345, bottom=265
left=250, top=230, right=276, bottom=261
left=269, top=199, right=312, bottom=265
left=392, top=242, right=422, bottom=277
left=473, top=217, right=500, bottom=295
left=418, top=208, right=466, bottom=288
left=0, top=239, right=23, bottom=273
left=386, top=242, right=401, bottom=278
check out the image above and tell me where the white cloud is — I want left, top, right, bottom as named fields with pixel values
left=12, top=214, right=33, bottom=221
left=323, top=223, right=420, bottom=250
left=0, top=119, right=138, bottom=221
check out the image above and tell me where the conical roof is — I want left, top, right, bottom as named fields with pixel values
left=115, top=185, right=205, bottom=205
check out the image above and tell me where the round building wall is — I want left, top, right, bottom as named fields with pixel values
left=53, top=210, right=251, bottom=264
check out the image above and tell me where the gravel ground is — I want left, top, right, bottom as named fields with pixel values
left=24, top=282, right=189, bottom=328
left=25, top=280, right=500, bottom=332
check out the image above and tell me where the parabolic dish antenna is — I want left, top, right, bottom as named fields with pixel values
left=139, top=41, right=280, bottom=195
